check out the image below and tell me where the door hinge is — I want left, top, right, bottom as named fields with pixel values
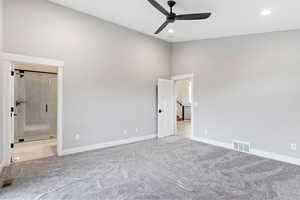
left=11, top=71, right=14, bottom=76
left=10, top=107, right=14, bottom=117
left=11, top=143, right=14, bottom=149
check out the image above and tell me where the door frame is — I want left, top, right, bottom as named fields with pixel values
left=2, top=53, right=64, bottom=166
left=171, top=73, right=194, bottom=138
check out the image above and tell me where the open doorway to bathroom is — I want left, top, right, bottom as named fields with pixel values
left=175, top=78, right=193, bottom=138
left=12, top=65, right=58, bottom=163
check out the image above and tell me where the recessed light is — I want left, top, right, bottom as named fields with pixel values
left=167, top=29, right=174, bottom=34
left=261, top=9, right=272, bottom=16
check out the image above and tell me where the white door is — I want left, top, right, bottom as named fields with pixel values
left=157, top=79, right=174, bottom=138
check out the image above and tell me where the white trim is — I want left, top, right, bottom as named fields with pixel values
left=2, top=60, right=13, bottom=167
left=191, top=136, right=232, bottom=150
left=192, top=136, right=300, bottom=166
left=171, top=73, right=194, bottom=81
left=57, top=67, right=64, bottom=156
left=3, top=53, right=64, bottom=67
left=251, top=149, right=300, bottom=166
left=171, top=73, right=194, bottom=139
left=61, top=134, right=156, bottom=156
left=2, top=53, right=64, bottom=166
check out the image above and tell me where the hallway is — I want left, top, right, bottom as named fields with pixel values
left=176, top=120, right=192, bottom=138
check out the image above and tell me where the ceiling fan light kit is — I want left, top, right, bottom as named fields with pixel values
left=147, top=0, right=211, bottom=34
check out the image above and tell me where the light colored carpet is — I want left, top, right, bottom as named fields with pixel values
left=1, top=136, right=300, bottom=200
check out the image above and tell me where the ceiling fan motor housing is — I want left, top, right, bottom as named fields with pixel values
left=167, top=13, right=176, bottom=23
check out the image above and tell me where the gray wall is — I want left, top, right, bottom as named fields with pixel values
left=3, top=0, right=171, bottom=150
left=0, top=0, right=3, bottom=164
left=3, top=0, right=300, bottom=162
left=172, top=30, right=300, bottom=158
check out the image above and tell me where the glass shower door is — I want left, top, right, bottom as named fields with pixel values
left=14, top=70, right=57, bottom=143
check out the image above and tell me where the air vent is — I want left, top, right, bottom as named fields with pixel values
left=233, top=141, right=251, bottom=153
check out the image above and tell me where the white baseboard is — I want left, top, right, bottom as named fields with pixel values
left=191, top=136, right=233, bottom=150
left=61, top=134, right=157, bottom=156
left=251, top=149, right=300, bottom=166
left=192, top=136, right=300, bottom=166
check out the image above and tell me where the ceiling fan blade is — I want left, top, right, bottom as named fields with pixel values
left=155, top=21, right=169, bottom=34
left=148, top=0, right=169, bottom=17
left=175, top=13, right=211, bottom=20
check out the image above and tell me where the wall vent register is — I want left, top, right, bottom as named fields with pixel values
left=233, top=141, right=251, bottom=153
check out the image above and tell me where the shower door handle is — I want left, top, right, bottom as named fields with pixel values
left=46, top=104, right=48, bottom=113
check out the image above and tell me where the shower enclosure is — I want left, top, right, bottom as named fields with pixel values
left=14, top=69, right=57, bottom=143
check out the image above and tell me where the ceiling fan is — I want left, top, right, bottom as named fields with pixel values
left=147, top=0, right=211, bottom=34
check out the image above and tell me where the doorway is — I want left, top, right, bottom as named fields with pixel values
left=175, top=79, right=192, bottom=138
left=2, top=53, right=64, bottom=166
left=157, top=74, right=194, bottom=139
left=12, top=65, right=58, bottom=162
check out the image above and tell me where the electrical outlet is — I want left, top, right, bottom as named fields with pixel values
left=123, top=130, right=128, bottom=135
left=291, top=144, right=297, bottom=151
left=136, top=128, right=139, bottom=133
left=75, top=134, right=80, bottom=141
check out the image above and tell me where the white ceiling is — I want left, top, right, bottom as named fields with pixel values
left=48, top=0, right=300, bottom=42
